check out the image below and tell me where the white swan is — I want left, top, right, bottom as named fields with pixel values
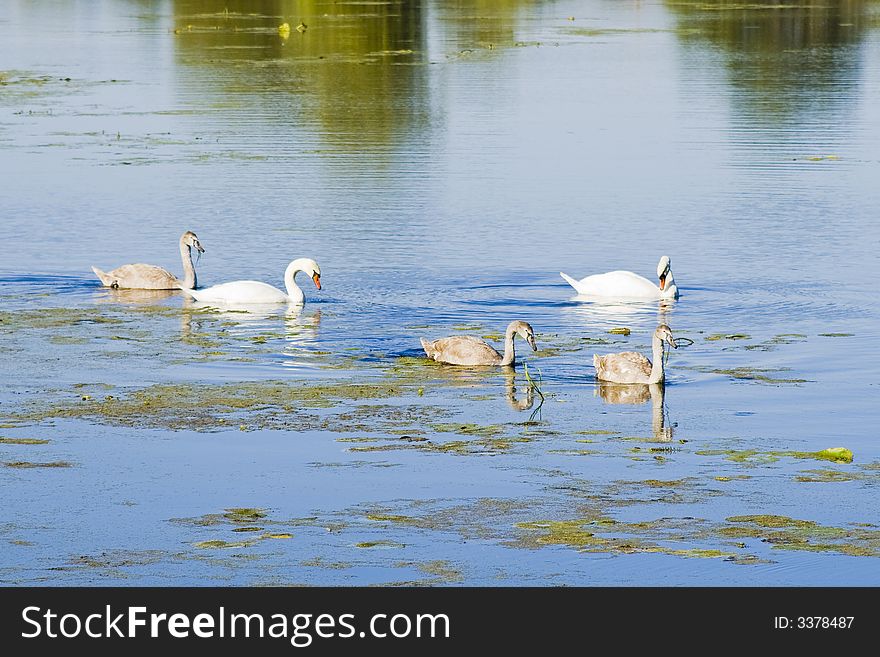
left=180, top=258, right=321, bottom=305
left=92, top=231, right=204, bottom=290
left=561, top=256, right=678, bottom=300
left=593, top=324, right=677, bottom=384
left=421, top=320, right=537, bottom=367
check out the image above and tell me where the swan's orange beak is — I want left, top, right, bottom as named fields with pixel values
left=312, top=272, right=321, bottom=290
left=659, top=275, right=666, bottom=290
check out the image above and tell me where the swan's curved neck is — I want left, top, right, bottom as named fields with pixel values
left=179, top=238, right=196, bottom=289
left=500, top=324, right=517, bottom=367
left=648, top=334, right=665, bottom=384
left=283, top=264, right=306, bottom=304
left=660, top=272, right=676, bottom=298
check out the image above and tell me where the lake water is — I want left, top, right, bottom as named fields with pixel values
left=1, top=0, right=879, bottom=585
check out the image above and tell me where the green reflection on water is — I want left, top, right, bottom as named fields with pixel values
left=667, top=0, right=876, bottom=118
left=169, top=0, right=537, bottom=152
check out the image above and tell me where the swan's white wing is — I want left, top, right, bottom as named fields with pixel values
left=563, top=270, right=659, bottom=299
left=422, top=336, right=502, bottom=366
left=185, top=280, right=288, bottom=304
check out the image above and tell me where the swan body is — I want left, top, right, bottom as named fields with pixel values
left=593, top=324, right=677, bottom=384
left=180, top=258, right=321, bottom=305
left=561, top=256, right=678, bottom=300
left=92, top=231, right=204, bottom=290
left=421, top=320, right=537, bottom=367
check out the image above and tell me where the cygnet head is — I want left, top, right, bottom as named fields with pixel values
left=657, top=256, right=671, bottom=290
left=182, top=231, right=205, bottom=254
left=509, top=320, right=538, bottom=352
left=655, top=323, right=677, bottom=349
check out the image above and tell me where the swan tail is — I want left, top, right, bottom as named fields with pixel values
left=560, top=272, right=583, bottom=293
left=593, top=354, right=603, bottom=378
left=91, top=266, right=115, bottom=287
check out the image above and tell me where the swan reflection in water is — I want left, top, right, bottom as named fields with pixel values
left=179, top=297, right=321, bottom=365
left=94, top=287, right=179, bottom=306
left=505, top=369, right=534, bottom=411
left=596, top=381, right=674, bottom=442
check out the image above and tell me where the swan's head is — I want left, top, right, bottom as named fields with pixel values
left=655, top=324, right=677, bottom=349
left=287, top=258, right=321, bottom=290
left=656, top=256, right=671, bottom=290
left=510, top=320, right=538, bottom=352
left=182, top=231, right=205, bottom=254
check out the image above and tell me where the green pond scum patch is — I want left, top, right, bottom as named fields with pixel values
left=340, top=498, right=532, bottom=544
left=710, top=367, right=810, bottom=384
left=696, top=447, right=853, bottom=466
left=705, top=333, right=751, bottom=341
left=170, top=506, right=321, bottom=555
left=349, top=434, right=533, bottom=456
left=0, top=308, right=124, bottom=331
left=302, top=557, right=352, bottom=570
left=366, top=513, right=427, bottom=527
left=795, top=470, right=863, bottom=483
left=393, top=560, right=464, bottom=585
left=3, top=460, right=72, bottom=468
left=508, top=506, right=880, bottom=562
left=720, top=515, right=880, bottom=558
left=768, top=334, right=808, bottom=343
left=355, top=541, right=406, bottom=549
left=49, top=335, right=90, bottom=345
left=224, top=508, right=267, bottom=523
left=430, top=422, right=506, bottom=438
left=12, top=379, right=416, bottom=432
left=70, top=549, right=168, bottom=570
left=513, top=518, right=743, bottom=560
left=0, top=437, right=50, bottom=445
left=194, top=539, right=255, bottom=549
left=641, top=479, right=690, bottom=488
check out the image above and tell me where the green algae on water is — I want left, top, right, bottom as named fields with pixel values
left=355, top=540, right=405, bottom=549
left=0, top=308, right=124, bottom=331
left=430, top=422, right=506, bottom=437
left=711, top=367, right=809, bottom=384
left=366, top=513, right=425, bottom=526
left=705, top=333, right=750, bottom=341
left=795, top=470, right=861, bottom=483
left=194, top=539, right=255, bottom=549
left=720, top=515, right=880, bottom=557
left=15, top=379, right=411, bottom=431
left=0, top=437, right=50, bottom=445
left=223, top=508, right=267, bottom=523
left=785, top=447, right=853, bottom=464
left=697, top=447, right=852, bottom=465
